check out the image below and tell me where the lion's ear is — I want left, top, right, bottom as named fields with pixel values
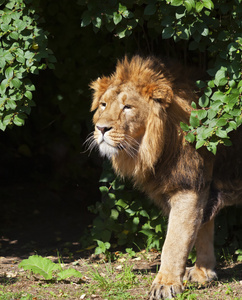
left=152, top=85, right=173, bottom=108
left=90, top=77, right=111, bottom=111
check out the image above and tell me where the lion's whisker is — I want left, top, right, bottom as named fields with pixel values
left=82, top=133, right=98, bottom=155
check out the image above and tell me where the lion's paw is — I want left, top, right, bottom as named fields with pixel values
left=148, top=282, right=184, bottom=299
left=184, top=266, right=217, bottom=283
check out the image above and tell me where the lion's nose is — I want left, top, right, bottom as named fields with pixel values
left=96, top=126, right=112, bottom=135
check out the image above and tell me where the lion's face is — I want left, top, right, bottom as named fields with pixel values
left=89, top=56, right=185, bottom=177
left=92, top=84, right=150, bottom=159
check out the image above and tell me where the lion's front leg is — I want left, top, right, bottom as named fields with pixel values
left=185, top=218, right=217, bottom=283
left=149, top=191, right=204, bottom=300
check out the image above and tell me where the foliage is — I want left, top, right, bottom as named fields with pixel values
left=82, top=160, right=167, bottom=252
left=79, top=0, right=242, bottom=255
left=80, top=0, right=242, bottom=154
left=235, top=249, right=242, bottom=261
left=0, top=0, right=55, bottom=131
left=18, top=255, right=82, bottom=281
left=0, top=0, right=241, bottom=260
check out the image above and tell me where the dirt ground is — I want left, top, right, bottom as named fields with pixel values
left=0, top=181, right=242, bottom=299
left=0, top=250, right=242, bottom=299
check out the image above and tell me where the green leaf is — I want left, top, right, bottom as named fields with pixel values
left=117, top=28, right=127, bottom=39
left=184, top=0, right=195, bottom=12
left=6, top=99, right=16, bottom=110
left=180, top=122, right=189, bottom=131
left=185, top=132, right=195, bottom=143
left=216, top=118, right=227, bottom=127
left=5, top=67, right=13, bottom=80
left=9, top=31, right=19, bottom=40
left=196, top=2, right=204, bottom=12
left=14, top=19, right=26, bottom=31
left=99, top=186, right=109, bottom=193
left=0, top=79, right=8, bottom=94
left=0, top=120, right=7, bottom=131
left=18, top=255, right=61, bottom=280
left=207, top=108, right=217, bottom=120
left=197, top=109, right=207, bottom=120
left=144, top=4, right=157, bottom=15
left=93, top=17, right=102, bottom=28
left=196, top=139, right=205, bottom=149
left=199, top=95, right=209, bottom=107
left=25, top=91, right=32, bottom=100
left=25, top=51, right=35, bottom=60
left=196, top=80, right=206, bottom=88
left=11, top=78, right=22, bottom=89
left=13, top=113, right=26, bottom=126
left=162, top=27, right=174, bottom=39
left=189, top=115, right=200, bottom=127
left=81, top=10, right=92, bottom=27
left=57, top=269, right=82, bottom=281
left=203, top=0, right=214, bottom=10
left=170, top=0, right=183, bottom=6
left=2, top=13, right=11, bottom=25
left=113, top=12, right=122, bottom=25
left=214, top=68, right=227, bottom=86
left=216, top=128, right=228, bottom=138
left=190, top=102, right=196, bottom=109
left=207, top=141, right=218, bottom=155
left=0, top=56, right=6, bottom=69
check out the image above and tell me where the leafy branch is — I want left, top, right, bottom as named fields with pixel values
left=0, top=0, right=56, bottom=130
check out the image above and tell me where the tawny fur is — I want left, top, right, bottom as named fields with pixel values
left=89, top=56, right=242, bottom=299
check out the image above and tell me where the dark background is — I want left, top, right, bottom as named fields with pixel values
left=0, top=0, right=241, bottom=259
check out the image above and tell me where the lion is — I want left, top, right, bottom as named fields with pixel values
left=88, top=56, right=242, bottom=299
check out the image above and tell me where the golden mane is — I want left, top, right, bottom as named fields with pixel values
left=106, top=56, right=198, bottom=183
left=90, top=56, right=200, bottom=193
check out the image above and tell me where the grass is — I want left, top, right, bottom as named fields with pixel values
left=0, top=251, right=242, bottom=299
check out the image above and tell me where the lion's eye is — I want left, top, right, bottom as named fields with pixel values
left=123, top=104, right=132, bottom=110
left=100, top=102, right=106, bottom=109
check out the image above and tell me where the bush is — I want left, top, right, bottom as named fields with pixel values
left=0, top=0, right=55, bottom=130
left=80, top=0, right=242, bottom=255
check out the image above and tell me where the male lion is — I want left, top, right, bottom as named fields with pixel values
left=88, top=56, right=242, bottom=299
